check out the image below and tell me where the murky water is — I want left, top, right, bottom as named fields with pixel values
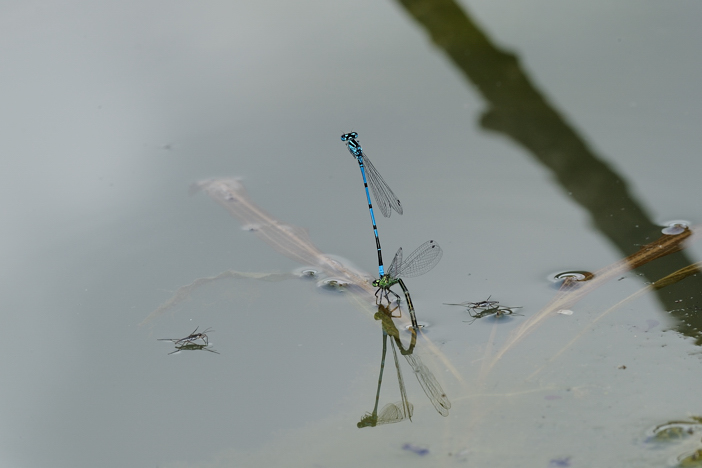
left=3, top=1, right=702, bottom=467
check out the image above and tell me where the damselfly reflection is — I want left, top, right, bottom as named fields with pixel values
left=158, top=327, right=213, bottom=346
left=358, top=305, right=450, bottom=428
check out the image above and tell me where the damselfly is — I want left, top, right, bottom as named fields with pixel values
left=373, top=240, right=443, bottom=329
left=341, top=132, right=402, bottom=277
left=158, top=327, right=213, bottom=346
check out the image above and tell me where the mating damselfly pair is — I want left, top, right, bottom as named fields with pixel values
left=341, top=132, right=442, bottom=329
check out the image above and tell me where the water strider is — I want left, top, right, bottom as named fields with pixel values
left=158, top=327, right=213, bottom=346
left=444, top=298, right=522, bottom=324
left=341, top=132, right=402, bottom=277
left=444, top=295, right=500, bottom=314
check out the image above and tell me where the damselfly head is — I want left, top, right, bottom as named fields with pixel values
left=372, top=278, right=380, bottom=287
left=340, top=132, right=358, bottom=141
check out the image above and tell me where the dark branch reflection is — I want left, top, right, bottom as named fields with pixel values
left=395, top=0, right=702, bottom=341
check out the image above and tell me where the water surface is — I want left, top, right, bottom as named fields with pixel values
left=2, top=1, right=702, bottom=467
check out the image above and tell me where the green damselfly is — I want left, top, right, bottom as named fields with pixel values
left=373, top=240, right=443, bottom=329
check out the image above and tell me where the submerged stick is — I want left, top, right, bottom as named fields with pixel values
left=190, top=178, right=375, bottom=294
left=489, top=226, right=695, bottom=366
left=141, top=270, right=293, bottom=326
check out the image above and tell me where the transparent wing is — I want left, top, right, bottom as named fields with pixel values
left=396, top=240, right=443, bottom=279
left=390, top=337, right=412, bottom=421
left=377, top=402, right=412, bottom=425
left=386, top=247, right=403, bottom=279
left=363, top=153, right=403, bottom=217
left=404, top=354, right=451, bottom=417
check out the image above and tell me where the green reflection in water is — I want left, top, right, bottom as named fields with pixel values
left=359, top=304, right=451, bottom=427
left=679, top=449, right=702, bottom=467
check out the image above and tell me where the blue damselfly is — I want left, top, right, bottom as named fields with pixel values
left=341, top=132, right=402, bottom=277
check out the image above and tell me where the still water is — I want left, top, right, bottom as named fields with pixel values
left=3, top=1, right=702, bottom=467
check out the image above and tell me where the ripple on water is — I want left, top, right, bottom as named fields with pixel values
left=293, top=267, right=319, bottom=279
left=240, top=223, right=261, bottom=232
left=317, top=278, right=350, bottom=291
left=661, top=220, right=691, bottom=235
left=547, top=270, right=595, bottom=288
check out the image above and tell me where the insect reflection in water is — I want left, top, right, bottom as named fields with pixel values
left=168, top=342, right=220, bottom=355
left=358, top=304, right=450, bottom=428
left=462, top=306, right=523, bottom=324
